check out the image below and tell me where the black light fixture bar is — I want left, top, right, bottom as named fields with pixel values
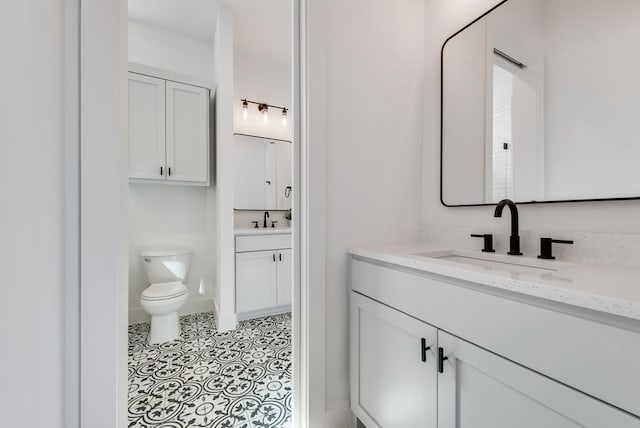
left=241, top=99, right=288, bottom=111
left=242, top=98, right=288, bottom=125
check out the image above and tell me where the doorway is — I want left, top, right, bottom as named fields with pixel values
left=126, top=0, right=295, bottom=426
left=73, top=0, right=323, bottom=426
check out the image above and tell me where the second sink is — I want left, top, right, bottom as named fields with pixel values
left=414, top=250, right=558, bottom=275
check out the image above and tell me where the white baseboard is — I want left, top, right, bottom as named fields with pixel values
left=128, top=297, right=215, bottom=325
left=325, top=400, right=351, bottom=428
left=217, top=310, right=238, bottom=332
left=237, top=305, right=291, bottom=322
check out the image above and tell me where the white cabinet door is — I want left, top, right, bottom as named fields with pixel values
left=236, top=250, right=277, bottom=314
left=234, top=135, right=266, bottom=208
left=128, top=73, right=166, bottom=180
left=165, top=81, right=209, bottom=183
left=276, top=249, right=292, bottom=306
left=437, top=331, right=640, bottom=428
left=351, top=292, right=437, bottom=428
left=275, top=141, right=292, bottom=210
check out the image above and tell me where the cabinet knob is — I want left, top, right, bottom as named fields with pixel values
left=438, top=347, right=449, bottom=373
left=421, top=338, right=431, bottom=363
left=160, top=166, right=163, bottom=176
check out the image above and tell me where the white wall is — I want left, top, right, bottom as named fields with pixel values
left=233, top=51, right=292, bottom=141
left=1, top=1, right=65, bottom=426
left=128, top=20, right=213, bottom=85
left=213, top=7, right=238, bottom=332
left=127, top=20, right=217, bottom=323
left=232, top=0, right=292, bottom=141
left=314, top=0, right=426, bottom=424
left=128, top=184, right=216, bottom=322
left=422, top=0, right=640, bottom=245
left=232, top=1, right=293, bottom=238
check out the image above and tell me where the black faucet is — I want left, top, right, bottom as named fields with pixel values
left=494, top=199, right=522, bottom=255
left=263, top=211, right=270, bottom=228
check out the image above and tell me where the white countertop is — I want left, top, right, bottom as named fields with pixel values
left=349, top=243, right=640, bottom=322
left=235, top=227, right=292, bottom=236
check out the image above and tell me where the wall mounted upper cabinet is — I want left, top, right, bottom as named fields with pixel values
left=128, top=72, right=210, bottom=186
left=128, top=73, right=166, bottom=180
left=234, top=134, right=292, bottom=210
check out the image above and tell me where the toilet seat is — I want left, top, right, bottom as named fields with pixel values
left=141, top=281, right=188, bottom=301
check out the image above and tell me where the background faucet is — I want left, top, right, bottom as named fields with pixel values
left=263, top=211, right=270, bottom=228
left=494, top=199, right=522, bottom=255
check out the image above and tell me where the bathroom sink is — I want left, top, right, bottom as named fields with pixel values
left=235, top=227, right=292, bottom=236
left=414, top=250, right=557, bottom=275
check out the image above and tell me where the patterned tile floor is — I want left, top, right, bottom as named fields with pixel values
left=128, top=312, right=292, bottom=428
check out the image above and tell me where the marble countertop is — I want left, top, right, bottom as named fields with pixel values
left=235, top=227, right=292, bottom=236
left=349, top=243, right=640, bottom=322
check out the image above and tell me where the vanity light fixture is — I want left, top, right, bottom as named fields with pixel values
left=242, top=99, right=249, bottom=120
left=258, top=103, right=269, bottom=123
left=240, top=98, right=289, bottom=127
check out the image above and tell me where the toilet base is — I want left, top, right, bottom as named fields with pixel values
left=149, top=312, right=181, bottom=344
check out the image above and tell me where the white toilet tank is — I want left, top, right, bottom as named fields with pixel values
left=141, top=248, right=192, bottom=284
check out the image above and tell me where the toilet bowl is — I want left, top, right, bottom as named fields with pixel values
left=140, top=248, right=191, bottom=344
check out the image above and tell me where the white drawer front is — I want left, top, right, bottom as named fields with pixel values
left=351, top=258, right=640, bottom=417
left=236, top=234, right=291, bottom=252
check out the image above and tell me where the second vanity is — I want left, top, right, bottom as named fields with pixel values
left=349, top=245, right=640, bottom=428
left=235, top=227, right=292, bottom=320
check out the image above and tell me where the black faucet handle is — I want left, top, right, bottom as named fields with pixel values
left=252, top=221, right=259, bottom=229
left=470, top=234, right=496, bottom=253
left=538, top=237, right=573, bottom=260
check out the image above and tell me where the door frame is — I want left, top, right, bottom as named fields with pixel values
left=65, top=0, right=327, bottom=426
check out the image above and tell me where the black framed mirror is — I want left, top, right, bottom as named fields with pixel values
left=441, top=0, right=640, bottom=207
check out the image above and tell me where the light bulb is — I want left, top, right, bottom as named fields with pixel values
left=282, top=108, right=287, bottom=126
left=242, top=100, right=248, bottom=120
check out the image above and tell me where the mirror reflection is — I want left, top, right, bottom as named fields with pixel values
left=234, top=134, right=293, bottom=210
left=441, top=0, right=640, bottom=206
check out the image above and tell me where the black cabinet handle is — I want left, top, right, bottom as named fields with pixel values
left=279, top=253, right=282, bottom=262
left=273, top=253, right=276, bottom=262
left=168, top=167, right=171, bottom=176
left=421, top=338, right=431, bottom=363
left=438, top=347, right=449, bottom=373
left=160, top=166, right=163, bottom=176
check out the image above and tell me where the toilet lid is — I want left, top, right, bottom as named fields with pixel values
left=141, top=281, right=188, bottom=301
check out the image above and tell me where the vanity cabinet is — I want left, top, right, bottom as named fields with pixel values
left=128, top=72, right=209, bottom=185
left=350, top=258, right=640, bottom=428
left=437, top=330, right=635, bottom=428
left=235, top=234, right=291, bottom=319
left=350, top=292, right=437, bottom=428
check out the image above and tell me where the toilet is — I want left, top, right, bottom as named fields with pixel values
left=140, top=248, right=191, bottom=344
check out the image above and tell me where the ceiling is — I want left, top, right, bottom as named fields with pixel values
left=128, top=0, right=222, bottom=42
left=128, top=0, right=292, bottom=66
